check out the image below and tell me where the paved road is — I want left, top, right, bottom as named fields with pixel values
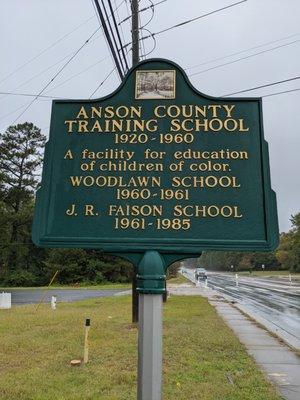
left=183, top=269, right=300, bottom=346
left=4, top=288, right=124, bottom=305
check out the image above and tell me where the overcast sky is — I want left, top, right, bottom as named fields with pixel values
left=0, top=0, right=299, bottom=232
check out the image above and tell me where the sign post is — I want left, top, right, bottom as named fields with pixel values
left=138, top=293, right=162, bottom=399
left=32, top=58, right=279, bottom=399
left=137, top=251, right=165, bottom=399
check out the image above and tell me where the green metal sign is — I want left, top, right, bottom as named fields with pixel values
left=32, top=59, right=279, bottom=254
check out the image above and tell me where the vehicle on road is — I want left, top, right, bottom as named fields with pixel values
left=195, top=267, right=207, bottom=281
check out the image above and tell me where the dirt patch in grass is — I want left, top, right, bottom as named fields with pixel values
left=0, top=296, right=281, bottom=400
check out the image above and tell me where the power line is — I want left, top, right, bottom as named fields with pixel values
left=107, top=0, right=129, bottom=71
left=189, top=38, right=300, bottom=77
left=96, top=0, right=128, bottom=75
left=0, top=32, right=102, bottom=103
left=2, top=79, right=300, bottom=105
left=100, top=0, right=127, bottom=74
left=113, top=0, right=129, bottom=66
left=0, top=103, right=37, bottom=122
left=0, top=91, right=65, bottom=99
left=8, top=27, right=101, bottom=125
left=139, top=0, right=155, bottom=30
left=123, top=0, right=133, bottom=61
left=1, top=1, right=125, bottom=124
left=21, top=89, right=300, bottom=132
left=1, top=1, right=123, bottom=102
left=1, top=48, right=126, bottom=102
left=122, top=0, right=248, bottom=49
left=139, top=7, right=147, bottom=59
left=93, top=0, right=124, bottom=78
left=261, top=87, right=300, bottom=98
left=89, top=67, right=117, bottom=98
left=151, top=0, right=247, bottom=37
left=223, top=76, right=300, bottom=96
left=118, top=0, right=166, bottom=25
left=0, top=15, right=96, bottom=87
left=92, top=0, right=118, bottom=74
left=4, top=82, right=297, bottom=112
left=0, top=99, right=54, bottom=124
left=185, top=33, right=300, bottom=71
left=44, top=55, right=110, bottom=94
left=140, top=1, right=155, bottom=30
left=124, top=0, right=131, bottom=19
left=0, top=53, right=72, bottom=102
left=138, top=0, right=156, bottom=59
left=89, top=0, right=133, bottom=96
left=139, top=28, right=157, bottom=58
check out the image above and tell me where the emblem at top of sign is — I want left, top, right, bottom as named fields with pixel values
left=135, top=70, right=176, bottom=100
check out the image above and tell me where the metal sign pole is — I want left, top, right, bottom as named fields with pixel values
left=136, top=251, right=166, bottom=400
left=138, top=294, right=163, bottom=400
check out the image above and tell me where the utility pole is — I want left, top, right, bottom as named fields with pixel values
left=130, top=8, right=164, bottom=397
left=131, top=0, right=140, bottom=66
left=131, top=0, right=140, bottom=324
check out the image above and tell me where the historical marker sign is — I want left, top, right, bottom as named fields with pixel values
left=32, top=59, right=279, bottom=253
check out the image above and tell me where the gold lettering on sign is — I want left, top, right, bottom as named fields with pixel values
left=64, top=120, right=77, bottom=133
left=64, top=150, right=73, bottom=159
left=181, top=119, right=194, bottom=132
left=70, top=175, right=161, bottom=188
left=208, top=105, right=222, bottom=117
left=66, top=204, right=77, bottom=216
left=173, top=205, right=242, bottom=218
left=172, top=176, right=241, bottom=188
left=61, top=100, right=253, bottom=232
left=238, top=119, right=249, bottom=132
left=91, top=120, right=102, bottom=132
left=76, top=106, right=88, bottom=119
left=85, top=205, right=98, bottom=216
left=78, top=120, right=89, bottom=132
left=81, top=105, right=142, bottom=119
left=154, top=104, right=237, bottom=119
left=173, top=149, right=248, bottom=160
left=108, top=204, right=163, bottom=217
left=223, top=105, right=235, bottom=117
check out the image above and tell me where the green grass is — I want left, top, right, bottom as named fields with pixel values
left=0, top=296, right=281, bottom=400
left=0, top=274, right=190, bottom=291
left=0, top=282, right=131, bottom=290
left=167, top=274, right=190, bottom=285
left=237, top=270, right=300, bottom=279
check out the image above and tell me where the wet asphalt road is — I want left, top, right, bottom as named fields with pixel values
left=184, top=269, right=300, bottom=344
left=5, top=289, right=124, bottom=305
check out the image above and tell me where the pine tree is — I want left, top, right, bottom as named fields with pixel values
left=0, top=122, right=46, bottom=274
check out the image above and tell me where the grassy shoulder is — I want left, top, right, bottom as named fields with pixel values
left=0, top=282, right=131, bottom=290
left=0, top=296, right=280, bottom=400
left=0, top=274, right=189, bottom=291
left=237, top=270, right=300, bottom=279
left=167, top=274, right=190, bottom=285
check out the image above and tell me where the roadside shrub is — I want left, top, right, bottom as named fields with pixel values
left=3, top=270, right=38, bottom=286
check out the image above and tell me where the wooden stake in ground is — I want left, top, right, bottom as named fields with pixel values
left=83, top=318, right=91, bottom=364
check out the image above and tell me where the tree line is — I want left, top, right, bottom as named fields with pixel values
left=0, top=123, right=299, bottom=286
left=0, top=123, right=135, bottom=286
left=200, top=214, right=300, bottom=272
